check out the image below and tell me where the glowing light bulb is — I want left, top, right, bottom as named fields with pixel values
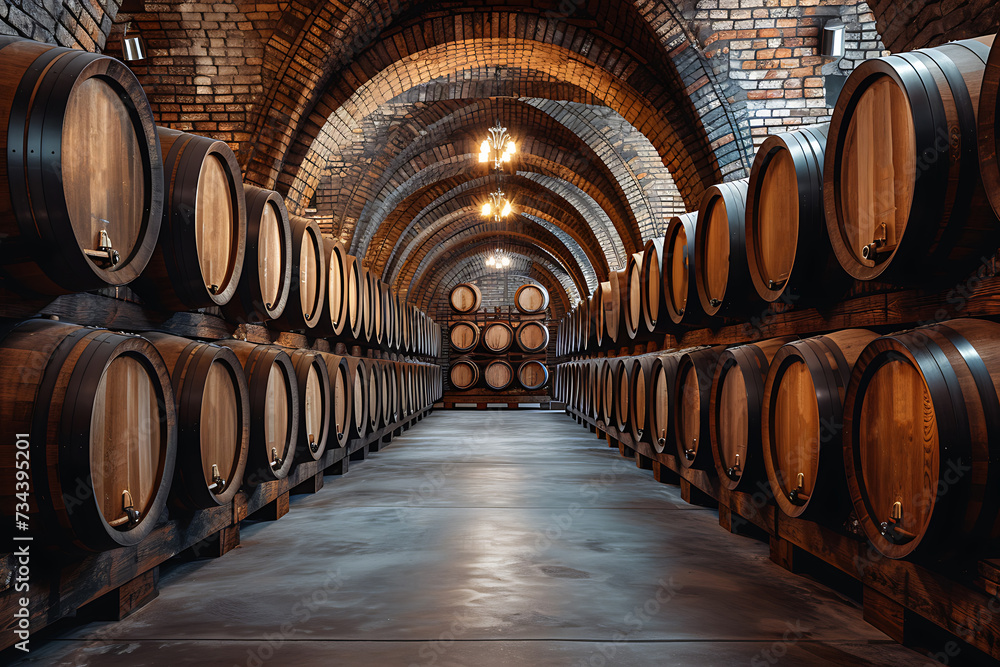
left=501, top=201, right=512, bottom=217
left=481, top=202, right=492, bottom=216
left=502, top=152, right=511, bottom=163
left=480, top=140, right=489, bottom=153
left=506, top=141, right=515, bottom=154
left=501, top=255, right=511, bottom=267
left=486, top=256, right=495, bottom=266
left=479, top=152, right=488, bottom=163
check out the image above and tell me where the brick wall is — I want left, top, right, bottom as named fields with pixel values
left=0, top=0, right=120, bottom=51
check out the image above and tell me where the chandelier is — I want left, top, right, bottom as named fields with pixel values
left=481, top=189, right=513, bottom=220
left=479, top=123, right=516, bottom=170
left=484, top=248, right=511, bottom=268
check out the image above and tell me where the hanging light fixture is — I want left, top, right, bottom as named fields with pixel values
left=478, top=123, right=516, bottom=170
left=121, top=22, right=147, bottom=63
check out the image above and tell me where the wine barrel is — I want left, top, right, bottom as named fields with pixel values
left=450, top=282, right=482, bottom=313
left=139, top=128, right=246, bottom=310
left=695, top=179, right=753, bottom=318
left=514, top=284, right=549, bottom=314
left=0, top=38, right=164, bottom=295
left=613, top=358, right=630, bottom=433
left=400, top=302, right=412, bottom=353
left=981, top=38, right=1000, bottom=220
left=222, top=186, right=292, bottom=323
left=663, top=213, right=703, bottom=326
left=589, top=290, right=605, bottom=350
left=287, top=349, right=332, bottom=463
left=709, top=337, right=795, bottom=492
left=603, top=270, right=629, bottom=346
left=825, top=36, right=999, bottom=282
left=674, top=346, right=727, bottom=470
left=216, top=341, right=299, bottom=485
left=345, top=254, right=365, bottom=341
left=844, top=319, right=1000, bottom=559
left=627, top=356, right=656, bottom=445
left=624, top=252, right=647, bottom=339
left=345, top=357, right=369, bottom=439
left=364, top=358, right=382, bottom=432
left=640, top=238, right=666, bottom=333
left=599, top=359, right=616, bottom=425
left=484, top=359, right=514, bottom=390
left=746, top=124, right=847, bottom=305
left=0, top=321, right=176, bottom=551
left=320, top=352, right=351, bottom=447
left=381, top=361, right=397, bottom=424
left=358, top=265, right=374, bottom=343
left=450, top=321, right=481, bottom=354
left=270, top=215, right=326, bottom=331
left=321, top=238, right=349, bottom=337
left=483, top=322, right=514, bottom=353
left=145, top=333, right=249, bottom=510
left=370, top=274, right=383, bottom=346
left=761, top=329, right=878, bottom=519
left=518, top=360, right=548, bottom=391
left=516, top=321, right=550, bottom=353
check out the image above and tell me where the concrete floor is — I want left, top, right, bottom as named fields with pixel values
left=19, top=410, right=936, bottom=666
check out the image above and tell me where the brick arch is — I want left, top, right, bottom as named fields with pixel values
left=398, top=221, right=592, bottom=300
left=273, top=24, right=723, bottom=210
left=358, top=151, right=632, bottom=273
left=867, top=0, right=995, bottom=52
left=366, top=173, right=615, bottom=281
left=415, top=243, right=576, bottom=318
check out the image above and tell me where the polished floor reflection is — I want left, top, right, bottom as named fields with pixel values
left=17, top=410, right=935, bottom=666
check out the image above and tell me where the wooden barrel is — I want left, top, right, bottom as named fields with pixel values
left=627, top=356, right=656, bottom=445
left=358, top=264, right=373, bottom=343
left=216, top=341, right=299, bottom=485
left=0, top=321, right=176, bottom=551
left=345, top=357, right=369, bottom=439
left=761, top=329, right=878, bottom=519
left=588, top=290, right=604, bottom=350
left=981, top=38, right=1000, bottom=220
left=825, top=36, right=999, bottom=282
left=320, top=352, right=351, bottom=447
left=516, top=321, right=550, bottom=353
left=624, top=252, right=647, bottom=339
left=145, top=333, right=249, bottom=510
left=139, top=128, right=246, bottom=310
left=514, top=284, right=549, bottom=313
left=222, top=186, right=292, bottom=323
left=613, top=358, right=630, bottom=433
left=345, top=254, right=365, bottom=341
left=674, top=346, right=727, bottom=469
left=484, top=359, right=514, bottom=390
left=321, top=238, right=349, bottom=337
left=389, top=291, right=402, bottom=351
left=0, top=38, right=164, bottom=295
left=483, top=322, right=514, bottom=353
left=518, top=360, right=548, bottom=391
left=370, top=274, right=383, bottom=346
left=363, top=358, right=382, bottom=432
left=399, top=362, right=414, bottom=416
left=695, top=179, right=753, bottom=318
left=663, top=213, right=702, bottom=326
left=709, top=337, right=795, bottom=492
left=400, top=302, right=412, bottom=353
left=843, top=319, right=1000, bottom=558
left=747, top=125, right=848, bottom=306
left=287, top=348, right=332, bottom=463
left=381, top=361, right=397, bottom=424
left=640, top=238, right=666, bottom=333
left=607, top=270, right=631, bottom=346
left=270, top=215, right=326, bottom=331
left=450, top=282, right=482, bottom=313
left=450, top=321, right=481, bottom=353
left=599, top=359, right=616, bottom=425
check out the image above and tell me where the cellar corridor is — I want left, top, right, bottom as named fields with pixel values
left=18, top=411, right=931, bottom=666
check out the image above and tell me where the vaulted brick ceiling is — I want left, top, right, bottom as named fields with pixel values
left=114, top=0, right=940, bottom=317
